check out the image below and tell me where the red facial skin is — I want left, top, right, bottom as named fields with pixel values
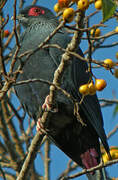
left=28, top=7, right=45, bottom=16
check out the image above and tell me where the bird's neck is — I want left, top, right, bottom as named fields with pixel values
left=29, top=20, right=58, bottom=36
left=21, top=19, right=59, bottom=46
left=30, top=18, right=58, bottom=30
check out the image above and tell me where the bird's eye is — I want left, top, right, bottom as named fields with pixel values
left=28, top=7, right=45, bottom=16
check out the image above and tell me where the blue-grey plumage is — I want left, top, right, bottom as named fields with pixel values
left=13, top=5, right=110, bottom=179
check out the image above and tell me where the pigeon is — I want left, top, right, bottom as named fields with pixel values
left=13, top=5, right=110, bottom=179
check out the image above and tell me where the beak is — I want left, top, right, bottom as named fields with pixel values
left=11, top=14, right=25, bottom=21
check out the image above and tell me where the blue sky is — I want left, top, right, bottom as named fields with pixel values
left=2, top=0, right=118, bottom=179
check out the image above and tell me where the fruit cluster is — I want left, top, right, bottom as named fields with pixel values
left=79, top=79, right=106, bottom=96
left=79, top=57, right=118, bottom=96
left=54, top=0, right=118, bottom=96
left=54, top=0, right=102, bottom=23
left=90, top=28, right=101, bottom=37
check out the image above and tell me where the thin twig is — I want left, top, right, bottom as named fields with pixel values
left=44, top=138, right=50, bottom=180
left=16, top=132, right=45, bottom=180
left=107, top=125, right=118, bottom=140
left=62, top=159, right=118, bottom=179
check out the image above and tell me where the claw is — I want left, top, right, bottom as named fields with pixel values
left=42, top=95, right=58, bottom=112
left=36, top=117, right=45, bottom=134
left=42, top=95, right=52, bottom=111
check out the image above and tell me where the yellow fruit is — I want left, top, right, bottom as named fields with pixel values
left=94, top=0, right=102, bottom=10
left=63, top=8, right=75, bottom=23
left=104, top=59, right=114, bottom=69
left=114, top=69, right=118, bottom=78
left=95, top=79, right=107, bottom=91
left=102, top=146, right=118, bottom=163
left=77, top=0, right=89, bottom=11
left=102, top=153, right=109, bottom=163
left=54, top=3, right=61, bottom=13
left=88, top=81, right=96, bottom=95
left=58, top=0, right=70, bottom=8
left=79, top=84, right=89, bottom=95
left=110, top=151, right=118, bottom=159
left=90, top=28, right=101, bottom=37
left=115, top=26, right=118, bottom=33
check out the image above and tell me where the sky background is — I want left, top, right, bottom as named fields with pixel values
left=2, top=0, right=118, bottom=179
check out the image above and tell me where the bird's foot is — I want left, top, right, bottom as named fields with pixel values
left=80, top=148, right=98, bottom=174
left=36, top=117, right=46, bottom=134
left=42, top=95, right=58, bottom=113
left=36, top=95, right=58, bottom=133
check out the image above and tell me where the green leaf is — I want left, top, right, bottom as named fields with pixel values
left=113, top=104, right=118, bottom=117
left=102, top=0, right=116, bottom=22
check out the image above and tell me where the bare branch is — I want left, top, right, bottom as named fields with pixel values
left=62, top=159, right=118, bottom=179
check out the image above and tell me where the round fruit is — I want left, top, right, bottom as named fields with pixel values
left=79, top=84, right=89, bottom=95
left=104, top=59, right=114, bottom=69
left=95, top=79, right=107, bottom=91
left=114, top=69, right=118, bottom=78
left=58, top=0, right=70, bottom=8
left=77, top=0, right=89, bottom=11
left=102, top=153, right=109, bottom=163
left=115, top=26, right=118, bottom=33
left=54, top=3, right=61, bottom=13
left=90, top=28, right=101, bottom=37
left=3, top=30, right=10, bottom=38
left=88, top=81, right=96, bottom=95
left=94, top=0, right=102, bottom=10
left=63, top=8, right=75, bottom=23
left=109, top=147, right=118, bottom=160
left=102, top=146, right=118, bottom=163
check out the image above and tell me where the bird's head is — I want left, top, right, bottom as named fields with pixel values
left=17, top=5, right=58, bottom=28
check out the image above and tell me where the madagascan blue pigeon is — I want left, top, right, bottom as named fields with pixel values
left=13, top=5, right=111, bottom=179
